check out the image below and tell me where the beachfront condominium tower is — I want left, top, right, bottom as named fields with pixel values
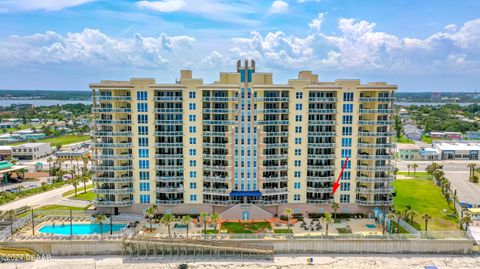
left=90, top=60, right=396, bottom=216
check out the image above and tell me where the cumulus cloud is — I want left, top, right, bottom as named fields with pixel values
left=309, top=12, right=325, bottom=32
left=270, top=1, right=289, bottom=14
left=0, top=0, right=95, bottom=12
left=136, top=0, right=186, bottom=12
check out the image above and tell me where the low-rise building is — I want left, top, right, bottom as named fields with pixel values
left=54, top=148, right=90, bottom=161
left=11, top=142, right=52, bottom=160
left=0, top=146, right=12, bottom=160
left=466, top=131, right=480, bottom=140
left=430, top=132, right=446, bottom=138
left=445, top=132, right=463, bottom=140
left=434, top=141, right=480, bottom=160
left=419, top=148, right=440, bottom=161
left=397, top=144, right=421, bottom=160
left=404, top=123, right=423, bottom=141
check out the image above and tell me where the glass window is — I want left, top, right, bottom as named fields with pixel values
left=189, top=103, right=196, bottom=110
left=189, top=149, right=196, bottom=156
left=140, top=182, right=150, bottom=191
left=294, top=182, right=301, bottom=189
left=343, top=92, right=353, bottom=102
left=295, top=149, right=301, bottom=156
left=295, top=115, right=302, bottom=122
left=139, top=171, right=149, bottom=180
left=296, top=104, right=302, bottom=111
left=139, top=148, right=149, bottom=158
left=189, top=91, right=196, bottom=98
left=190, top=182, right=197, bottom=189
left=189, top=137, right=196, bottom=144
left=296, top=92, right=303, bottom=99
left=295, top=138, right=302, bottom=144
left=137, top=91, right=147, bottom=101
left=140, top=194, right=150, bottom=203
left=137, top=114, right=148, bottom=124
left=189, top=115, right=196, bottom=122
left=139, top=160, right=149, bottom=169
left=295, top=126, right=302, bottom=133
left=190, top=194, right=197, bottom=201
left=138, top=126, right=148, bottom=135
left=189, top=126, right=196, bottom=133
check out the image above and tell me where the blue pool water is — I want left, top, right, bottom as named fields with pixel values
left=39, top=223, right=126, bottom=235
left=365, top=224, right=376, bottom=229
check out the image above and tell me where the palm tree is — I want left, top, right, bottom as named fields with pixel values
left=323, top=212, right=333, bottom=236
left=71, top=178, right=79, bottom=196
left=199, top=212, right=209, bottom=236
left=40, top=182, right=48, bottom=191
left=210, top=213, right=220, bottom=233
left=145, top=205, right=157, bottom=232
left=180, top=215, right=193, bottom=237
left=6, top=209, right=15, bottom=235
left=395, top=210, right=402, bottom=234
left=412, top=163, right=419, bottom=175
left=331, top=202, right=340, bottom=221
left=422, top=214, right=432, bottom=231
left=467, top=163, right=477, bottom=180
left=409, top=210, right=417, bottom=224
left=433, top=169, right=445, bottom=181
left=461, top=212, right=473, bottom=231
left=80, top=175, right=89, bottom=193
left=387, top=212, right=396, bottom=233
left=47, top=157, right=53, bottom=174
left=283, top=208, right=294, bottom=230
left=94, top=214, right=108, bottom=235
left=160, top=213, right=176, bottom=238
left=407, top=164, right=411, bottom=175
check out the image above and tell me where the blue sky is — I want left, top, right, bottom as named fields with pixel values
left=0, top=0, right=479, bottom=91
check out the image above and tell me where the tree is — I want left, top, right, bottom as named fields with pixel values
left=199, top=212, right=209, bottom=236
left=283, top=208, right=294, bottom=230
left=407, top=164, right=411, bottom=175
left=160, top=213, right=176, bottom=238
left=55, top=143, right=62, bottom=151
left=467, top=163, right=477, bottom=179
left=323, top=212, right=333, bottom=236
left=94, top=214, right=108, bottom=235
left=387, top=213, right=396, bottom=233
left=71, top=178, right=79, bottom=196
left=47, top=157, right=53, bottom=173
left=395, top=210, right=402, bottom=234
left=412, top=163, right=419, bottom=175
left=471, top=175, right=479, bottom=183
left=145, top=205, right=157, bottom=232
left=432, top=169, right=445, bottom=182
left=180, top=215, right=193, bottom=237
left=394, top=114, right=403, bottom=140
left=40, top=182, right=48, bottom=191
left=80, top=175, right=89, bottom=193
left=422, top=214, right=432, bottom=231
left=210, top=213, right=220, bottom=233
left=331, top=202, right=340, bottom=221
left=461, top=212, right=472, bottom=230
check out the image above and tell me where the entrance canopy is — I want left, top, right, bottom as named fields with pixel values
left=230, top=191, right=262, bottom=197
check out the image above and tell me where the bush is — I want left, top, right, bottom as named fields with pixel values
left=308, top=213, right=365, bottom=219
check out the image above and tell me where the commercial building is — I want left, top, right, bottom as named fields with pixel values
left=430, top=131, right=463, bottom=140
left=90, top=60, right=397, bottom=216
left=433, top=141, right=480, bottom=160
left=54, top=148, right=90, bottom=162
left=397, top=144, right=420, bottom=160
left=11, top=142, right=52, bottom=160
left=0, top=146, right=12, bottom=160
left=466, top=131, right=480, bottom=140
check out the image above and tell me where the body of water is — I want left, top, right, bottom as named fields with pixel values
left=0, top=99, right=90, bottom=107
left=396, top=102, right=474, bottom=107
left=39, top=223, right=126, bottom=235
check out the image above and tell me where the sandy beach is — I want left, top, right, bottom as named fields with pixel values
left=4, top=254, right=480, bottom=269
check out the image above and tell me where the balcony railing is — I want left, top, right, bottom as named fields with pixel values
left=92, top=165, right=133, bottom=172
left=94, top=119, right=132, bottom=125
left=356, top=176, right=394, bottom=183
left=357, top=200, right=393, bottom=206
left=308, top=109, right=336, bottom=114
left=262, top=143, right=288, bottom=149
left=203, top=188, right=230, bottom=195
left=156, top=187, right=184, bottom=193
left=202, top=120, right=237, bottom=125
left=155, top=131, right=183, bottom=136
left=359, top=97, right=395, bottom=102
left=308, top=120, right=336, bottom=125
left=94, top=188, right=134, bottom=194
left=92, top=108, right=131, bottom=113
left=309, top=132, right=336, bottom=137
left=155, top=120, right=183, bottom=125
left=264, top=131, right=289, bottom=137
left=358, top=120, right=395, bottom=125
left=155, top=96, right=183, bottom=101
left=203, top=154, right=231, bottom=160
left=357, top=165, right=395, bottom=171
left=357, top=143, right=395, bottom=149
left=256, top=120, right=289, bottom=125
left=306, top=176, right=334, bottom=182
left=307, top=143, right=335, bottom=148
left=93, top=142, right=132, bottom=148
left=93, top=154, right=133, bottom=160
left=356, top=187, right=394, bottom=194
left=93, top=96, right=132, bottom=101
left=156, top=200, right=183, bottom=204
left=308, top=165, right=335, bottom=171
left=203, top=176, right=230, bottom=183
left=359, top=109, right=395, bottom=114
left=255, top=109, right=289, bottom=114
left=307, top=154, right=336, bottom=160
left=92, top=176, right=133, bottom=183
left=203, top=165, right=231, bottom=172
left=202, top=97, right=237, bottom=102
left=155, top=176, right=183, bottom=181
left=260, top=176, right=288, bottom=183
left=156, top=165, right=183, bottom=171
left=155, top=154, right=184, bottom=159
left=203, top=131, right=228, bottom=137
left=307, top=187, right=332, bottom=193
left=260, top=154, right=288, bottom=160
left=202, top=108, right=237, bottom=113
left=262, top=165, right=288, bottom=171
left=357, top=154, right=395, bottom=160
left=93, top=131, right=132, bottom=137
left=262, top=188, right=288, bottom=194
left=154, top=108, right=183, bottom=113
left=203, top=142, right=229, bottom=148
left=254, top=97, right=289, bottom=102
left=155, top=143, right=183, bottom=148
left=358, top=131, right=396, bottom=137
left=308, top=97, right=337, bottom=102
left=94, top=200, right=134, bottom=207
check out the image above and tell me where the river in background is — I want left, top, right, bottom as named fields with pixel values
left=0, top=100, right=91, bottom=107
left=395, top=102, right=474, bottom=107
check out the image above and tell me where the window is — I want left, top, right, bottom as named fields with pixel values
left=138, top=137, right=148, bottom=147
left=295, top=126, right=302, bottom=133
left=343, top=92, right=353, bottom=101
left=140, top=195, right=150, bottom=203
left=190, top=182, right=197, bottom=189
left=342, top=103, right=353, bottom=113
left=137, top=103, right=148, bottom=112
left=295, top=149, right=301, bottom=156
left=189, top=91, right=196, bottom=98
left=294, top=160, right=301, bottom=167
left=189, top=103, right=196, bottom=110
left=295, top=115, right=302, bottom=122
left=190, top=194, right=197, bottom=201
left=342, top=127, right=352, bottom=136
left=296, top=92, right=303, bottom=99
left=189, top=126, right=196, bottom=133
left=138, top=126, right=148, bottom=135
left=139, top=149, right=149, bottom=158
left=296, top=104, right=303, bottom=111
left=137, top=91, right=147, bottom=101
left=190, top=160, right=196, bottom=167
left=139, top=160, right=149, bottom=169
left=140, top=182, right=150, bottom=191
left=295, top=138, right=302, bottom=144
left=341, top=160, right=351, bottom=169
left=341, top=171, right=350, bottom=180
left=340, top=194, right=350, bottom=203
left=189, top=149, right=196, bottom=156
left=294, top=171, right=301, bottom=178
left=341, top=138, right=352, bottom=147
left=340, top=182, right=350, bottom=191
left=190, top=171, right=197, bottom=178
left=189, top=137, right=196, bottom=144
left=341, top=149, right=351, bottom=158
left=137, top=114, right=148, bottom=124
left=294, top=182, right=301, bottom=189
left=342, top=115, right=352, bottom=124
left=189, top=115, right=196, bottom=122
left=139, top=171, right=150, bottom=180
left=294, top=194, right=301, bottom=201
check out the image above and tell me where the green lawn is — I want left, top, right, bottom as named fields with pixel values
left=62, top=184, right=93, bottom=197
left=70, top=191, right=95, bottom=201
left=397, top=171, right=430, bottom=180
left=421, top=135, right=446, bottom=144
left=393, top=134, right=414, bottom=144
left=393, top=179, right=458, bottom=231
left=36, top=134, right=90, bottom=146
left=221, top=222, right=271, bottom=234
left=16, top=204, right=86, bottom=217
left=274, top=229, right=293, bottom=234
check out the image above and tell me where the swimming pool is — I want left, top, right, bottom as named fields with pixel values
left=39, top=223, right=126, bottom=235
left=365, top=224, right=376, bottom=229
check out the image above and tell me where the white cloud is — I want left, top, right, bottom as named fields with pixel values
left=136, top=0, right=186, bottom=12
left=309, top=12, right=325, bottom=32
left=270, top=1, right=289, bottom=14
left=0, top=0, right=95, bottom=12
left=444, top=24, right=457, bottom=32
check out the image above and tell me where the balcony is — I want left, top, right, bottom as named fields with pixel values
left=308, top=97, right=337, bottom=102
left=308, top=165, right=335, bottom=171
left=94, top=187, right=134, bottom=194
left=308, top=120, right=336, bottom=125
left=358, top=120, right=394, bottom=125
left=256, top=120, right=289, bottom=125
left=307, top=187, right=332, bottom=193
left=203, top=131, right=228, bottom=137
left=202, top=108, right=237, bottom=113
left=154, top=108, right=183, bottom=113
left=264, top=131, right=289, bottom=137
left=307, top=154, right=336, bottom=160
left=255, top=109, right=288, bottom=114
left=356, top=176, right=394, bottom=183
left=260, top=154, right=288, bottom=160
left=156, top=176, right=183, bottom=182
left=156, top=200, right=183, bottom=204
left=202, top=120, right=237, bottom=125
left=262, top=188, right=288, bottom=195
left=155, top=96, right=183, bottom=101
left=93, top=142, right=132, bottom=148
left=203, top=142, right=229, bottom=148
left=358, top=131, right=396, bottom=137
left=359, top=109, right=395, bottom=114
left=155, top=154, right=184, bottom=159
left=155, top=131, right=183, bottom=136
left=203, top=154, right=231, bottom=160
left=203, top=165, right=231, bottom=172
left=92, top=108, right=131, bottom=113
left=203, top=188, right=230, bottom=195
left=357, top=154, right=395, bottom=160
left=155, top=120, right=183, bottom=125
left=357, top=165, right=395, bottom=172
left=356, top=187, right=394, bottom=194
left=155, top=143, right=183, bottom=148
left=357, top=200, right=393, bottom=206
left=93, top=131, right=132, bottom=137
left=260, top=176, right=288, bottom=183
left=94, top=119, right=131, bottom=125
left=306, top=176, right=334, bottom=182
left=93, top=96, right=131, bottom=101
left=156, top=165, right=183, bottom=171
left=309, top=132, right=336, bottom=137
left=308, top=109, right=336, bottom=114
left=92, top=165, right=133, bottom=172
left=94, top=199, right=134, bottom=207
left=254, top=97, right=289, bottom=102
left=156, top=187, right=184, bottom=193
left=93, top=154, right=133, bottom=160
left=262, top=165, right=288, bottom=171
left=262, top=143, right=288, bottom=149
left=359, top=97, right=395, bottom=102
left=92, top=176, right=133, bottom=183
left=202, top=97, right=237, bottom=102
left=307, top=143, right=335, bottom=148
left=358, top=143, right=395, bottom=149
left=203, top=176, right=230, bottom=183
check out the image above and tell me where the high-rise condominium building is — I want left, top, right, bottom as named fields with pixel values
left=90, top=60, right=396, bottom=216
